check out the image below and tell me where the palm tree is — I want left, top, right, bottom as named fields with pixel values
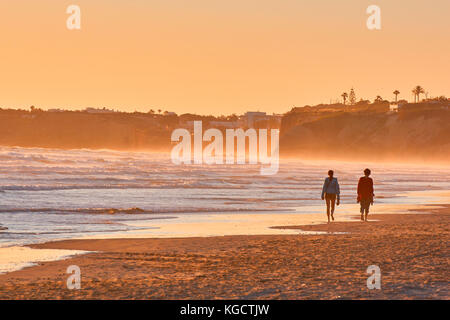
left=375, top=95, right=383, bottom=102
left=393, top=90, right=400, bottom=102
left=412, top=85, right=425, bottom=103
left=341, top=92, right=348, bottom=105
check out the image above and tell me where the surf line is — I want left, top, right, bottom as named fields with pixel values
left=171, top=121, right=279, bottom=175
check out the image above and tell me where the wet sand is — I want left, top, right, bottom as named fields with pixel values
left=0, top=205, right=448, bottom=299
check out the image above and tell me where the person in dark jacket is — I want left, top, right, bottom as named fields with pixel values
left=357, top=168, right=374, bottom=221
left=321, top=170, right=340, bottom=223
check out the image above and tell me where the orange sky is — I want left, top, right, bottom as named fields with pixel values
left=0, top=0, right=448, bottom=115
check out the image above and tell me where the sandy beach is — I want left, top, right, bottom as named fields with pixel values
left=0, top=204, right=448, bottom=300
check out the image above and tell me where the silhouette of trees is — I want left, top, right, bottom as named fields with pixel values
left=375, top=95, right=383, bottom=103
left=349, top=88, right=356, bottom=105
left=29, top=105, right=43, bottom=113
left=356, top=99, right=370, bottom=106
left=412, top=85, right=425, bottom=103
left=341, top=92, right=348, bottom=105
left=393, top=90, right=400, bottom=102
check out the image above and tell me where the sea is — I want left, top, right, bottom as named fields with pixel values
left=0, top=146, right=449, bottom=273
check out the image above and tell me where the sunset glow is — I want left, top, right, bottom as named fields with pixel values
left=1, top=0, right=448, bottom=115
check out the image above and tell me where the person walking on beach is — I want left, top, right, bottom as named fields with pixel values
left=321, top=170, right=340, bottom=223
left=357, top=168, right=374, bottom=221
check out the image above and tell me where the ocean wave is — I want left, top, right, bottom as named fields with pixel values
left=0, top=206, right=284, bottom=215
left=0, top=184, right=250, bottom=191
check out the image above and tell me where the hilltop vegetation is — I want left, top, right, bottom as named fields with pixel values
left=280, top=101, right=450, bottom=162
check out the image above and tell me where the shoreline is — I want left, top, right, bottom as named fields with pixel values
left=0, top=204, right=448, bottom=299
left=0, top=198, right=445, bottom=276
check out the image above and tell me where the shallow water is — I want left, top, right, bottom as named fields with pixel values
left=0, top=246, right=89, bottom=275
